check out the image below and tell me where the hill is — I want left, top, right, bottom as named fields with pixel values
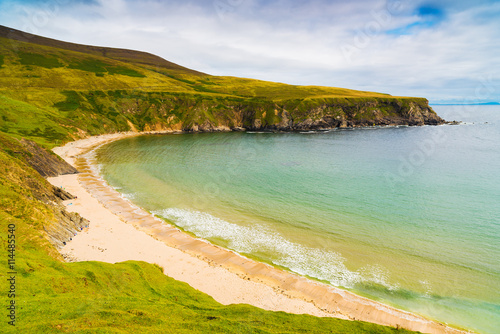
left=0, top=25, right=443, bottom=148
left=0, top=25, right=438, bottom=333
left=0, top=25, right=204, bottom=75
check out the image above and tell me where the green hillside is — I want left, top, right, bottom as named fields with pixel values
left=0, top=25, right=433, bottom=333
left=0, top=25, right=444, bottom=148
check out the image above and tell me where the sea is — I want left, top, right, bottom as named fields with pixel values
left=95, top=105, right=500, bottom=333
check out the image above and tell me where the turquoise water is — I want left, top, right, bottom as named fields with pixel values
left=97, top=106, right=500, bottom=333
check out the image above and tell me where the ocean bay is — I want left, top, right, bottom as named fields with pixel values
left=97, top=105, right=500, bottom=333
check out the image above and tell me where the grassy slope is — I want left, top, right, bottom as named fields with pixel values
left=0, top=26, right=421, bottom=332
left=0, top=134, right=416, bottom=333
left=0, top=25, right=429, bottom=146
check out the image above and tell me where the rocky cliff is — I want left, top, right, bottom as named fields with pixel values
left=41, top=183, right=89, bottom=249
left=0, top=134, right=86, bottom=249
left=19, top=138, right=78, bottom=177
left=153, top=97, right=444, bottom=132
left=245, top=98, right=444, bottom=131
left=56, top=90, right=443, bottom=136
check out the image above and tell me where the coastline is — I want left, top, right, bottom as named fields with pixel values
left=48, top=131, right=468, bottom=334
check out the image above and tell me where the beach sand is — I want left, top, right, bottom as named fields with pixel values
left=48, top=132, right=467, bottom=334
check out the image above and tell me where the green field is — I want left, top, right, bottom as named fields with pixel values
left=0, top=25, right=430, bottom=333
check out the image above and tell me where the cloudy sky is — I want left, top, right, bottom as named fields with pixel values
left=0, top=0, right=499, bottom=103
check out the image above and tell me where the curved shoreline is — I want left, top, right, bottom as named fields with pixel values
left=48, top=131, right=468, bottom=334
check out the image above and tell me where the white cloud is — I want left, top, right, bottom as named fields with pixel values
left=0, top=0, right=498, bottom=103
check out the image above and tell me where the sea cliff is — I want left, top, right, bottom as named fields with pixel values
left=50, top=90, right=443, bottom=135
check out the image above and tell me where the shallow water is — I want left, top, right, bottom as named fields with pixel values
left=97, top=105, right=500, bottom=333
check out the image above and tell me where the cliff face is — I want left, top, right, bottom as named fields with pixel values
left=44, top=198, right=89, bottom=249
left=150, top=98, right=444, bottom=132
left=137, top=97, right=443, bottom=132
left=53, top=91, right=443, bottom=136
left=19, top=138, right=78, bottom=177
left=23, top=140, right=87, bottom=249
left=0, top=134, right=86, bottom=250
left=245, top=98, right=444, bottom=131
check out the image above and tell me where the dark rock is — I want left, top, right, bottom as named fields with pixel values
left=53, top=186, right=75, bottom=201
left=44, top=206, right=89, bottom=249
left=241, top=99, right=445, bottom=132
left=19, top=139, right=78, bottom=177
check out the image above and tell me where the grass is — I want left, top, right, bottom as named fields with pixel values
left=18, top=51, right=63, bottom=69
left=52, top=90, right=83, bottom=112
left=0, top=34, right=415, bottom=100
left=68, top=58, right=145, bottom=77
left=0, top=95, right=71, bottom=148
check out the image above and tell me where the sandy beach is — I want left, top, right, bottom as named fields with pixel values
left=48, top=131, right=467, bottom=334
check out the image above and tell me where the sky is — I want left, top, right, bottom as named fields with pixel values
left=0, top=0, right=499, bottom=103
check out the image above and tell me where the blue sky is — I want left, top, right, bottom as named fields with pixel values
left=0, top=0, right=499, bottom=103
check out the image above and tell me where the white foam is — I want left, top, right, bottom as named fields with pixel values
left=155, top=207, right=395, bottom=289
left=121, top=193, right=136, bottom=200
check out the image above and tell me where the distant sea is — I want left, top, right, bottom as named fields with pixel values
left=96, top=105, right=500, bottom=334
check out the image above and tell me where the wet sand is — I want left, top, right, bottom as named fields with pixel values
left=48, top=131, right=467, bottom=334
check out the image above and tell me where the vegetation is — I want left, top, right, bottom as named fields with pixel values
left=0, top=95, right=70, bottom=147
left=18, top=51, right=63, bottom=69
left=0, top=25, right=430, bottom=332
left=68, top=58, right=145, bottom=77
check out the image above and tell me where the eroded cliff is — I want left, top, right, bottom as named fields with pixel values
left=0, top=133, right=87, bottom=250
left=52, top=90, right=443, bottom=136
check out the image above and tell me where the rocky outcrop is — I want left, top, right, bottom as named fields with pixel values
left=56, top=90, right=445, bottom=135
left=2, top=137, right=88, bottom=249
left=179, top=98, right=442, bottom=132
left=242, top=98, right=444, bottom=132
left=40, top=178, right=89, bottom=250
left=41, top=181, right=89, bottom=250
left=44, top=201, right=89, bottom=249
left=53, top=185, right=74, bottom=201
left=19, top=139, right=78, bottom=177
